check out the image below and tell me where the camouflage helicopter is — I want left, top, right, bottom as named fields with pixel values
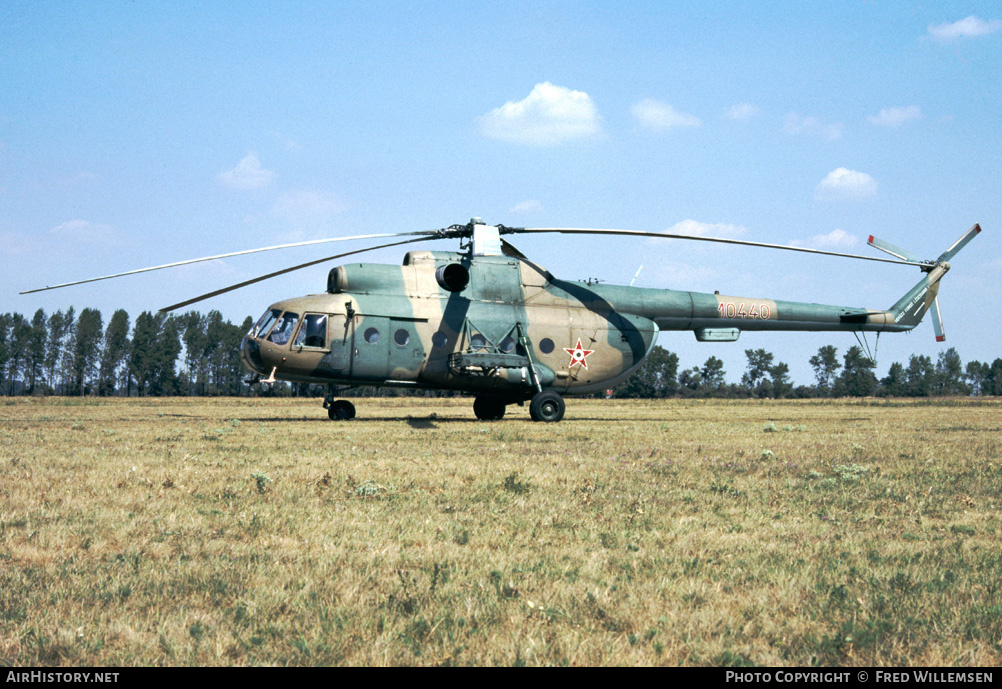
left=23, top=219, right=981, bottom=422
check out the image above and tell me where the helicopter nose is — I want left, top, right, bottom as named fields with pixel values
left=241, top=335, right=266, bottom=374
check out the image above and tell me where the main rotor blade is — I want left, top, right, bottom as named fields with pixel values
left=159, top=237, right=435, bottom=313
left=511, top=227, right=930, bottom=267
left=20, top=229, right=446, bottom=295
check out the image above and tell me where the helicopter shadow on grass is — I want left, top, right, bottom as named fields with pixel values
left=233, top=414, right=654, bottom=427
left=235, top=415, right=475, bottom=428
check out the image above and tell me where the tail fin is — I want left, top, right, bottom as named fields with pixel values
left=877, top=224, right=980, bottom=341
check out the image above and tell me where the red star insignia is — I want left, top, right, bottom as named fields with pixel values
left=564, top=338, right=595, bottom=369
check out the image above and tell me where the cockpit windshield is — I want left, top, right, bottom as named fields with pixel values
left=252, top=309, right=281, bottom=338
left=267, top=312, right=299, bottom=345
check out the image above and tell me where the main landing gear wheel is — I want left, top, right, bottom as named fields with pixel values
left=529, top=390, right=565, bottom=423
left=327, top=399, right=356, bottom=421
left=473, top=396, right=506, bottom=421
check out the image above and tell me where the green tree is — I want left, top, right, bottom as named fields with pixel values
left=616, top=345, right=679, bottom=398
left=148, top=314, right=182, bottom=396
left=677, top=366, right=701, bottom=395
left=27, top=309, right=48, bottom=394
left=809, top=345, right=841, bottom=396
left=57, top=307, right=77, bottom=394
left=964, top=360, right=989, bottom=396
left=935, top=347, right=969, bottom=396
left=129, top=311, right=157, bottom=395
left=834, top=346, right=877, bottom=397
left=880, top=361, right=906, bottom=397
left=71, top=308, right=103, bottom=396
left=986, top=359, right=1002, bottom=396
left=700, top=356, right=726, bottom=393
left=98, top=310, right=130, bottom=396
left=742, top=348, right=775, bottom=397
left=44, top=309, right=70, bottom=394
left=181, top=311, right=208, bottom=395
left=770, top=361, right=792, bottom=398
left=904, top=354, right=936, bottom=397
left=0, top=314, right=11, bottom=395
left=6, top=314, right=30, bottom=395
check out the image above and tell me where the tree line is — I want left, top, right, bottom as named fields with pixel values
left=1, top=307, right=1000, bottom=398
left=615, top=344, right=1002, bottom=399
left=0, top=308, right=253, bottom=397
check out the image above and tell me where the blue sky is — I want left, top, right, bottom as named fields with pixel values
left=3, top=1, right=1000, bottom=385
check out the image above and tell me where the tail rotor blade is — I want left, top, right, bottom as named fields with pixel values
left=867, top=235, right=921, bottom=263
left=938, top=223, right=981, bottom=262
left=931, top=297, right=945, bottom=342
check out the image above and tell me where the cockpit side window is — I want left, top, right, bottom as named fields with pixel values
left=294, top=314, right=328, bottom=349
left=268, top=312, right=299, bottom=345
left=252, top=309, right=281, bottom=338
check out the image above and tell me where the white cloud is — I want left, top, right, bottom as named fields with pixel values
left=48, top=219, right=121, bottom=244
left=478, top=82, right=601, bottom=146
left=790, top=228, right=859, bottom=250
left=270, top=189, right=344, bottom=227
left=815, top=168, right=878, bottom=200
left=631, top=98, right=701, bottom=131
left=0, top=230, right=37, bottom=257
left=928, top=16, right=1002, bottom=40
left=663, top=219, right=747, bottom=239
left=217, top=153, right=277, bottom=190
left=783, top=112, right=843, bottom=140
left=509, top=200, right=544, bottom=215
left=868, top=106, right=922, bottom=127
left=723, top=103, right=761, bottom=120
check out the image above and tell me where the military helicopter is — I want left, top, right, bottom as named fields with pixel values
left=23, top=219, right=981, bottom=422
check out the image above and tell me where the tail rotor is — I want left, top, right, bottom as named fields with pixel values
left=871, top=224, right=981, bottom=342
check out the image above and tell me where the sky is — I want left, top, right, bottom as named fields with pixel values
left=2, top=1, right=1000, bottom=386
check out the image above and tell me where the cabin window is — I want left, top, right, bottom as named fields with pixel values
left=470, top=334, right=487, bottom=350
left=394, top=328, right=410, bottom=346
left=268, top=312, right=299, bottom=345
left=538, top=338, right=555, bottom=354
left=499, top=335, right=516, bottom=353
left=432, top=331, right=449, bottom=348
left=252, top=309, right=280, bottom=338
left=294, top=314, right=328, bottom=348
left=363, top=327, right=380, bottom=344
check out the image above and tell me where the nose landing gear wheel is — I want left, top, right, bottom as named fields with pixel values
left=529, top=390, right=565, bottom=423
left=473, top=396, right=506, bottom=421
left=327, top=399, right=356, bottom=420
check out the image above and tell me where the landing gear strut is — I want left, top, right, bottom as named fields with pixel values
left=473, top=395, right=506, bottom=421
left=529, top=390, right=565, bottom=423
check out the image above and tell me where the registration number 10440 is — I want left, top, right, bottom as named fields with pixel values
left=717, top=302, right=771, bottom=319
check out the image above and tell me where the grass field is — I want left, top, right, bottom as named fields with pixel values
left=1, top=395, right=1000, bottom=666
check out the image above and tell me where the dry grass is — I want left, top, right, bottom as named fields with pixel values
left=1, top=396, right=1000, bottom=666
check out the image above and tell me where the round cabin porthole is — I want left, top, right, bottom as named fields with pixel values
left=364, top=327, right=380, bottom=344
left=432, top=331, right=449, bottom=348
left=499, top=335, right=516, bottom=353
left=394, top=328, right=410, bottom=346
left=470, top=334, right=487, bottom=350
left=538, top=338, right=555, bottom=354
